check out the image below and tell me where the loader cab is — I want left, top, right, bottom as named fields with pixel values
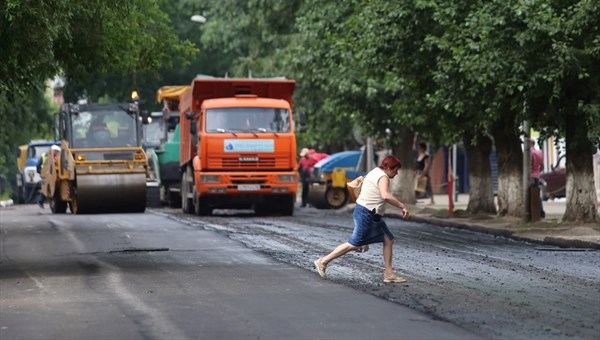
left=142, top=112, right=165, bottom=149
left=142, top=111, right=181, bottom=150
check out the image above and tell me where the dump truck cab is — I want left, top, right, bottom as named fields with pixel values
left=179, top=78, right=298, bottom=216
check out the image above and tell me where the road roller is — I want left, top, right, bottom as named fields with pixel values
left=307, top=150, right=367, bottom=209
left=41, top=101, right=148, bottom=214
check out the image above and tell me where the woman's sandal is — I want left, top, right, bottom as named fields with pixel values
left=383, top=274, right=407, bottom=283
left=314, top=259, right=327, bottom=279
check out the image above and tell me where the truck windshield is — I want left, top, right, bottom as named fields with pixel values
left=28, top=145, right=52, bottom=158
left=205, top=108, right=291, bottom=133
left=71, top=109, right=137, bottom=148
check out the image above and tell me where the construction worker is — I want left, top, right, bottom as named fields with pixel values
left=296, top=148, right=317, bottom=207
left=37, top=145, right=60, bottom=208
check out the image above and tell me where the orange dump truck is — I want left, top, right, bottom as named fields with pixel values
left=179, top=77, right=299, bottom=215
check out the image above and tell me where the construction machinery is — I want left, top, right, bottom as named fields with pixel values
left=15, top=140, right=59, bottom=203
left=143, top=85, right=189, bottom=207
left=179, top=77, right=299, bottom=216
left=307, top=148, right=368, bottom=209
left=41, top=101, right=148, bottom=214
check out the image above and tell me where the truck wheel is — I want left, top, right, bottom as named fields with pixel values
left=24, top=186, right=35, bottom=204
left=326, top=187, right=348, bottom=209
left=181, top=168, right=193, bottom=214
left=15, top=186, right=23, bottom=204
left=168, top=191, right=181, bottom=208
left=254, top=204, right=270, bottom=216
left=194, top=193, right=212, bottom=216
left=279, top=195, right=295, bottom=216
left=146, top=186, right=162, bottom=208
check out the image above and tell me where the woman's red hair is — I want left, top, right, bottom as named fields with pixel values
left=379, top=155, right=401, bottom=170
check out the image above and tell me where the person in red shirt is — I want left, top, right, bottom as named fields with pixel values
left=531, top=140, right=545, bottom=218
left=297, top=148, right=318, bottom=207
left=310, top=149, right=329, bottom=162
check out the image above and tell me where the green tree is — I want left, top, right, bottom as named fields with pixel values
left=432, top=1, right=534, bottom=217
left=426, top=0, right=500, bottom=215
left=292, top=0, right=446, bottom=202
left=428, top=0, right=598, bottom=222
left=524, top=0, right=600, bottom=222
left=289, top=0, right=363, bottom=152
left=69, top=0, right=305, bottom=112
left=60, top=0, right=198, bottom=103
left=0, top=0, right=196, bottom=191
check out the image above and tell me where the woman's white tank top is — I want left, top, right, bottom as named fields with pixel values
left=356, top=167, right=388, bottom=215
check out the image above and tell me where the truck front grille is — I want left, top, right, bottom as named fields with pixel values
left=211, top=157, right=278, bottom=168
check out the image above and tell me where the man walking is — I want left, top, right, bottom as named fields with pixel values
left=296, top=148, right=317, bottom=207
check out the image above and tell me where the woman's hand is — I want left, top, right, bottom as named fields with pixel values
left=400, top=207, right=410, bottom=219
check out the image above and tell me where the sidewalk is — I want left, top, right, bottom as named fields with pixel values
left=385, top=194, right=600, bottom=249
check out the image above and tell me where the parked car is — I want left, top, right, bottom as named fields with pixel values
left=540, top=168, right=566, bottom=201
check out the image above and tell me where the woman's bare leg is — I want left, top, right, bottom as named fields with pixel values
left=320, top=242, right=360, bottom=265
left=383, top=235, right=394, bottom=277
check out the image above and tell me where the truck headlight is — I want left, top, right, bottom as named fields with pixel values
left=200, top=175, right=220, bottom=183
left=278, top=175, right=296, bottom=182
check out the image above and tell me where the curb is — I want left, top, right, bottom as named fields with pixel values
left=541, top=237, right=600, bottom=250
left=388, top=213, right=600, bottom=250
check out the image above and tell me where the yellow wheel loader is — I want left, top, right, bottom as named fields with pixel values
left=41, top=102, right=148, bottom=214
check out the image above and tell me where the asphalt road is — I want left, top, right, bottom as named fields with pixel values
left=160, top=205, right=600, bottom=340
left=1, top=205, right=478, bottom=340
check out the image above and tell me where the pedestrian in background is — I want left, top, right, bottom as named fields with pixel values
left=314, top=155, right=410, bottom=283
left=416, top=142, right=434, bottom=205
left=296, top=147, right=317, bottom=207
left=309, top=148, right=329, bottom=163
left=531, top=139, right=545, bottom=218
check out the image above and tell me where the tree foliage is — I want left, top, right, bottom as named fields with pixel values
left=0, top=0, right=196, bottom=189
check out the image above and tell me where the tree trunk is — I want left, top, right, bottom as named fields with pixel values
left=492, top=111, right=523, bottom=217
left=563, top=109, right=600, bottom=223
left=390, top=128, right=416, bottom=204
left=465, top=133, right=497, bottom=214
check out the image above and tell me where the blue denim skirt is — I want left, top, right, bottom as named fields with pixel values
left=348, top=204, right=394, bottom=246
